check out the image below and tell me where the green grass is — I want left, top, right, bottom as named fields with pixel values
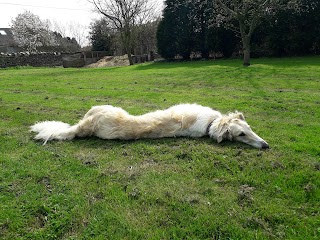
left=0, top=56, right=319, bottom=239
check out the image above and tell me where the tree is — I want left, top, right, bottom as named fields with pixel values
left=52, top=21, right=88, bottom=48
left=216, top=0, right=300, bottom=66
left=11, top=11, right=56, bottom=51
left=157, top=0, right=238, bottom=60
left=52, top=32, right=81, bottom=52
left=157, top=0, right=179, bottom=60
left=11, top=11, right=81, bottom=52
left=88, top=0, right=156, bottom=65
left=251, top=0, right=320, bottom=56
left=175, top=0, right=195, bottom=59
left=65, top=22, right=88, bottom=48
left=89, top=18, right=115, bottom=53
left=157, top=0, right=207, bottom=60
left=89, top=17, right=158, bottom=56
left=134, top=19, right=159, bottom=55
left=192, top=0, right=215, bottom=58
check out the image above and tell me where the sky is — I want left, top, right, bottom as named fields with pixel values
left=0, top=0, right=163, bottom=46
left=0, top=0, right=97, bottom=28
left=0, top=0, right=99, bottom=45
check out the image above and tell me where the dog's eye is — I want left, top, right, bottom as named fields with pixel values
left=239, top=132, right=246, bottom=137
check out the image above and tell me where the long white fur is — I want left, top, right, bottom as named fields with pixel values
left=30, top=103, right=269, bottom=149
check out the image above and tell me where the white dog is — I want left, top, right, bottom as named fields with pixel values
left=30, top=103, right=269, bottom=149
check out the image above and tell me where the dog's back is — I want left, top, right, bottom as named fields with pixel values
left=79, top=104, right=221, bottom=140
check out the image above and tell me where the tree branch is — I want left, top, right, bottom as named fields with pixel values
left=216, top=0, right=237, bottom=17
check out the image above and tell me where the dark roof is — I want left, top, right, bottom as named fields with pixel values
left=0, top=28, right=15, bottom=47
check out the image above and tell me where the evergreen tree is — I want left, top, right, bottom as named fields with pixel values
left=157, top=0, right=238, bottom=60
left=252, top=0, right=320, bottom=56
left=156, top=0, right=178, bottom=60
left=192, top=0, right=215, bottom=58
left=157, top=0, right=192, bottom=60
left=175, top=0, right=195, bottom=59
left=89, top=19, right=114, bottom=54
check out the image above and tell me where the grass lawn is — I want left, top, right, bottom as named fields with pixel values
left=0, top=56, right=319, bottom=239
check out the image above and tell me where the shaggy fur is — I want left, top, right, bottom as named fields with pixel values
left=30, top=103, right=269, bottom=149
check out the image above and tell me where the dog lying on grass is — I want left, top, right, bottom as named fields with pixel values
left=30, top=103, right=269, bottom=149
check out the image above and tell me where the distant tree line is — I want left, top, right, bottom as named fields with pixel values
left=88, top=0, right=159, bottom=65
left=156, top=0, right=238, bottom=60
left=252, top=0, right=320, bottom=57
left=88, top=0, right=319, bottom=65
left=8, top=1, right=320, bottom=65
left=89, top=18, right=158, bottom=58
left=156, top=0, right=320, bottom=64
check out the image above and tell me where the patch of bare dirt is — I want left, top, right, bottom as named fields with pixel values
left=86, top=55, right=130, bottom=68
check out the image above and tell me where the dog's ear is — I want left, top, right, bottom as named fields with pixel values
left=234, top=111, right=245, bottom=120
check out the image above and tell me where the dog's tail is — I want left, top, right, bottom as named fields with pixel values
left=30, top=121, right=80, bottom=145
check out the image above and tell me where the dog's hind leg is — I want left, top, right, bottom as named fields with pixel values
left=75, top=116, right=96, bottom=138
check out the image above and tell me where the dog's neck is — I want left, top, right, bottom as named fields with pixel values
left=206, top=121, right=213, bottom=136
left=206, top=117, right=230, bottom=142
left=206, top=117, right=221, bottom=136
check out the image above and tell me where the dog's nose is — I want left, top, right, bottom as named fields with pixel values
left=260, top=141, right=269, bottom=149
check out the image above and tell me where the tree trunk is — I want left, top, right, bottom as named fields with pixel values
left=122, top=29, right=134, bottom=65
left=127, top=52, right=134, bottom=65
left=243, top=42, right=251, bottom=66
left=240, top=33, right=251, bottom=66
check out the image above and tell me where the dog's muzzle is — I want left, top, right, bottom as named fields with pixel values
left=260, top=141, right=269, bottom=149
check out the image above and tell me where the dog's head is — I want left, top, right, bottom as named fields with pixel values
left=211, top=112, right=269, bottom=149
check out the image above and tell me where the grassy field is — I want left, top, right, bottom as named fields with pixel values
left=0, top=56, right=319, bottom=239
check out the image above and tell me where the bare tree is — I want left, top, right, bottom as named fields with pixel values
left=134, top=19, right=159, bottom=55
left=52, top=21, right=89, bottom=48
left=52, top=20, right=68, bottom=38
left=66, top=22, right=88, bottom=48
left=216, top=0, right=300, bottom=66
left=88, top=0, right=156, bottom=65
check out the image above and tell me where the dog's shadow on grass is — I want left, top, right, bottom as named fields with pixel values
left=49, top=135, right=253, bottom=152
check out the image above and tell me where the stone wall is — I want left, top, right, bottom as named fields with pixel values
left=0, top=51, right=109, bottom=68
left=0, top=52, right=63, bottom=68
left=0, top=51, right=159, bottom=68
